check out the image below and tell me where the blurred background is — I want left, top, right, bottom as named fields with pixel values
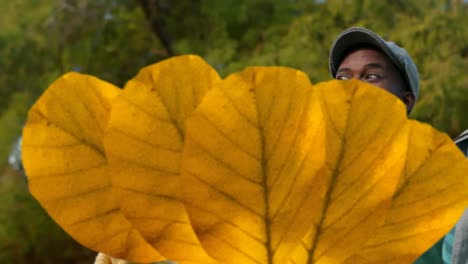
left=0, top=0, right=467, bottom=263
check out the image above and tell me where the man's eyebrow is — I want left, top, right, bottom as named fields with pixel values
left=364, top=63, right=385, bottom=70
left=336, top=62, right=386, bottom=76
left=336, top=68, right=351, bottom=75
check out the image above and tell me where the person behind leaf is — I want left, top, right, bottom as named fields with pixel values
left=328, top=27, right=418, bottom=115
left=441, top=130, right=468, bottom=264
left=328, top=27, right=449, bottom=263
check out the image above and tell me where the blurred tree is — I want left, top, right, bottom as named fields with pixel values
left=394, top=7, right=468, bottom=136
left=0, top=1, right=467, bottom=261
left=2, top=0, right=466, bottom=141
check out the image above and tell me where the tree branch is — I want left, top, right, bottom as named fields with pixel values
left=138, top=0, right=174, bottom=56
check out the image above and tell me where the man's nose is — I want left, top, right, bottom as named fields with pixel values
left=350, top=74, right=361, bottom=80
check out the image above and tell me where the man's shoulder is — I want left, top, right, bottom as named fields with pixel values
left=455, top=130, right=468, bottom=156
left=455, top=130, right=468, bottom=144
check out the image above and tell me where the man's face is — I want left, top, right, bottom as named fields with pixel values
left=335, top=48, right=406, bottom=97
left=335, top=47, right=415, bottom=113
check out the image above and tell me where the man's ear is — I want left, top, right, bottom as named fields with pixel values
left=403, top=92, right=416, bottom=115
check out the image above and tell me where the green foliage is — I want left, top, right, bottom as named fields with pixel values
left=0, top=0, right=467, bottom=261
left=0, top=93, right=30, bottom=170
left=394, top=10, right=468, bottom=135
left=2, top=0, right=467, bottom=145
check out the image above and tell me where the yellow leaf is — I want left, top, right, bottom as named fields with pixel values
left=104, top=55, right=221, bottom=263
left=181, top=67, right=327, bottom=264
left=22, top=73, right=163, bottom=263
left=24, top=58, right=468, bottom=264
left=289, top=80, right=410, bottom=264
left=344, top=120, right=468, bottom=263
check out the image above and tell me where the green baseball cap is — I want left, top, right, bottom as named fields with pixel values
left=329, top=27, right=419, bottom=99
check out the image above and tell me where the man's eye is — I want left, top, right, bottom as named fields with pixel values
left=365, top=74, right=380, bottom=80
left=336, top=76, right=350, bottom=80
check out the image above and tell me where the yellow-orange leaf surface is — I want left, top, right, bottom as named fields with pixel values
left=288, top=80, right=410, bottom=264
left=21, top=73, right=163, bottom=262
left=344, top=121, right=468, bottom=263
left=181, top=67, right=327, bottom=264
left=104, top=55, right=220, bottom=263
left=21, top=56, right=468, bottom=264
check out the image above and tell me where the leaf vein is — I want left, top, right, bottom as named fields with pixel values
left=186, top=134, right=261, bottom=185
left=107, top=126, right=181, bottom=153
left=197, top=111, right=260, bottom=161
left=66, top=208, right=120, bottom=227
left=43, top=184, right=112, bottom=202
left=28, top=162, right=106, bottom=179
left=184, top=201, right=264, bottom=244
left=186, top=170, right=262, bottom=218
left=332, top=121, right=404, bottom=201
left=219, top=85, right=258, bottom=128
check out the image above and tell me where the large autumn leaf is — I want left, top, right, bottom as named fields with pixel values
left=22, top=56, right=468, bottom=264
left=104, top=55, right=220, bottom=263
left=180, top=67, right=331, bottom=264
left=278, top=80, right=409, bottom=264
left=344, top=120, right=468, bottom=263
left=182, top=68, right=374, bottom=264
left=21, top=73, right=163, bottom=262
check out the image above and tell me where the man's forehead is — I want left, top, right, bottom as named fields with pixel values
left=341, top=44, right=386, bottom=58
left=338, top=48, right=391, bottom=70
left=342, top=47, right=389, bottom=63
left=337, top=62, right=385, bottom=73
